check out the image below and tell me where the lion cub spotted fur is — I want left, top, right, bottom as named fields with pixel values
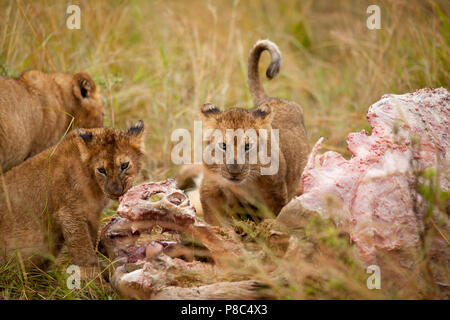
left=199, top=40, right=309, bottom=225
left=0, top=70, right=104, bottom=172
left=0, top=121, right=145, bottom=269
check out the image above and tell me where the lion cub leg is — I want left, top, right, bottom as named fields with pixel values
left=259, top=180, right=289, bottom=216
left=56, top=208, right=98, bottom=268
left=200, top=183, right=228, bottom=226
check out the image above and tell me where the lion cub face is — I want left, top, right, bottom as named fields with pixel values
left=200, top=103, right=272, bottom=183
left=77, top=120, right=145, bottom=199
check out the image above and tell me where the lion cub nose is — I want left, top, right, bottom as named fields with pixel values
left=226, top=164, right=244, bottom=175
left=107, top=183, right=124, bottom=196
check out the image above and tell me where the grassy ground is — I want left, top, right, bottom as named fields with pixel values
left=0, top=0, right=449, bottom=299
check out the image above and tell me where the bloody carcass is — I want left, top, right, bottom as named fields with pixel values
left=287, top=88, right=449, bottom=263
left=100, top=179, right=271, bottom=299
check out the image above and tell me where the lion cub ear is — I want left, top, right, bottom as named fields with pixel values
left=127, top=120, right=145, bottom=151
left=73, top=72, right=96, bottom=100
left=200, top=103, right=221, bottom=118
left=200, top=103, right=221, bottom=127
left=78, top=129, right=93, bottom=143
left=252, top=103, right=272, bottom=127
left=76, top=129, right=94, bottom=162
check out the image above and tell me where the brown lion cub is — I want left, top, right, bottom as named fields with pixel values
left=199, top=40, right=309, bottom=225
left=0, top=70, right=104, bottom=172
left=0, top=120, right=144, bottom=270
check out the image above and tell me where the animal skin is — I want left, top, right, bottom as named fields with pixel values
left=291, top=88, right=449, bottom=263
left=100, top=179, right=271, bottom=300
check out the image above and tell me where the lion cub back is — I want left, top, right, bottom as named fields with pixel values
left=257, top=97, right=309, bottom=200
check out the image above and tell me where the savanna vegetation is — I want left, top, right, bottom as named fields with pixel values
left=0, top=0, right=448, bottom=299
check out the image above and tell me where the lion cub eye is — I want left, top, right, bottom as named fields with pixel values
left=97, top=167, right=107, bottom=175
left=121, top=162, right=130, bottom=171
left=218, top=142, right=227, bottom=151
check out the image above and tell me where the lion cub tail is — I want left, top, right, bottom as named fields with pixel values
left=247, top=39, right=282, bottom=105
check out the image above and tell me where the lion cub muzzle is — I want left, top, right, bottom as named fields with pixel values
left=224, top=163, right=246, bottom=182
left=105, top=181, right=125, bottom=198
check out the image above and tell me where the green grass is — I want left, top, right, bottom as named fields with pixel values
left=0, top=0, right=449, bottom=299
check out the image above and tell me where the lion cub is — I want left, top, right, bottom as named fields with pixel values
left=0, top=70, right=104, bottom=172
left=199, top=40, right=309, bottom=225
left=0, top=120, right=144, bottom=270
